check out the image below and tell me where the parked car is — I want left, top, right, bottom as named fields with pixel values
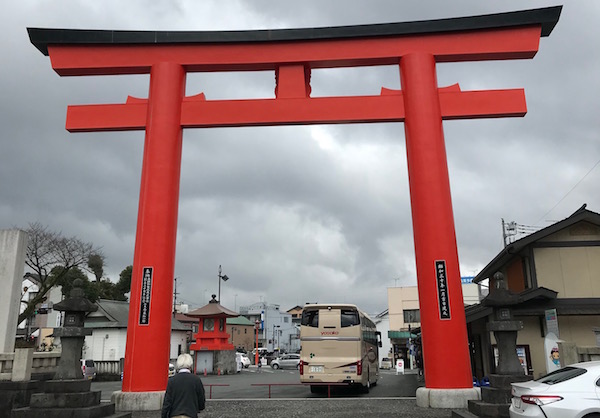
left=237, top=353, right=251, bottom=368
left=81, top=359, right=96, bottom=380
left=380, top=357, right=393, bottom=370
left=509, top=361, right=600, bottom=418
left=271, top=353, right=301, bottom=370
left=168, top=363, right=176, bottom=377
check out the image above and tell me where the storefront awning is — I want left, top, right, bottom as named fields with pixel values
left=388, top=331, right=417, bottom=339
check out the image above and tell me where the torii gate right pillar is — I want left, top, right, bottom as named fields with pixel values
left=401, top=53, right=472, bottom=390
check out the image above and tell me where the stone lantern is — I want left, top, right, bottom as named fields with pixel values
left=52, top=279, right=97, bottom=380
left=466, top=272, right=532, bottom=418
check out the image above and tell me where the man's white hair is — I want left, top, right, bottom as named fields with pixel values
left=176, top=353, right=193, bottom=370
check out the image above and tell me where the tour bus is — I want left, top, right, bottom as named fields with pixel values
left=299, top=303, right=381, bottom=393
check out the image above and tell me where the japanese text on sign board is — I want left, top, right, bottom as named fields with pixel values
left=435, top=260, right=451, bottom=320
left=139, top=267, right=153, bottom=325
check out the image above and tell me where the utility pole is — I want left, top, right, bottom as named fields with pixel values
left=173, top=277, right=179, bottom=317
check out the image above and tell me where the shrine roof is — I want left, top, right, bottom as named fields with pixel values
left=28, top=6, right=561, bottom=56
left=186, top=302, right=239, bottom=318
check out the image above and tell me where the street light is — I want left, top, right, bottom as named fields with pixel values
left=218, top=265, right=229, bottom=304
left=255, top=320, right=260, bottom=366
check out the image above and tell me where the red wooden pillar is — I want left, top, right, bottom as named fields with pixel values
left=400, top=53, right=472, bottom=389
left=122, top=62, right=186, bottom=392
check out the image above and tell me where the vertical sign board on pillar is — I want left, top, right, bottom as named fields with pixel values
left=28, top=6, right=561, bottom=393
left=139, top=267, right=153, bottom=325
left=435, top=261, right=451, bottom=320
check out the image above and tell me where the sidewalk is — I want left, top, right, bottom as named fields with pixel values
left=132, top=398, right=458, bottom=418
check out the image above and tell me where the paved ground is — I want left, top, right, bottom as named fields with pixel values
left=130, top=399, right=458, bottom=418
left=95, top=367, right=463, bottom=417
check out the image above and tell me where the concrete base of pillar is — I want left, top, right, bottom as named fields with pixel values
left=416, top=387, right=481, bottom=409
left=111, top=390, right=165, bottom=411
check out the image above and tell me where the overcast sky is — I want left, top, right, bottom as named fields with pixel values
left=2, top=1, right=599, bottom=316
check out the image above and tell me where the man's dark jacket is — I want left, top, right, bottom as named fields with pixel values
left=161, top=371, right=206, bottom=418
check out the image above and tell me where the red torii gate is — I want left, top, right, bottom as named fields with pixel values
left=29, top=6, right=560, bottom=396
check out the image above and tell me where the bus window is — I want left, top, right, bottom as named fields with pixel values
left=341, top=309, right=359, bottom=327
left=301, top=309, right=319, bottom=327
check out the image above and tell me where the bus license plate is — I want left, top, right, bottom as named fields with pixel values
left=310, top=366, right=324, bottom=373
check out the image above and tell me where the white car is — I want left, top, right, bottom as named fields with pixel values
left=509, top=361, right=600, bottom=418
left=236, top=352, right=251, bottom=368
left=169, top=363, right=176, bottom=377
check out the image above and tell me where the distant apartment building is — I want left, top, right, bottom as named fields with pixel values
left=239, top=301, right=298, bottom=352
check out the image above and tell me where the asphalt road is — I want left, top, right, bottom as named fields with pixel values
left=91, top=367, right=461, bottom=417
left=92, top=366, right=423, bottom=401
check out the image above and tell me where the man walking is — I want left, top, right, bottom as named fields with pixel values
left=161, top=353, right=206, bottom=418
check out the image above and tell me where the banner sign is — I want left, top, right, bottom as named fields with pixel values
left=435, top=260, right=451, bottom=320
left=139, top=267, right=153, bottom=325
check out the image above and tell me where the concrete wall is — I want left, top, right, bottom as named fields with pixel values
left=388, top=286, right=420, bottom=331
left=512, top=314, right=600, bottom=378
left=534, top=246, right=600, bottom=298
left=0, top=230, right=28, bottom=355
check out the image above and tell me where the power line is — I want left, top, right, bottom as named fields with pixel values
left=536, top=157, right=600, bottom=225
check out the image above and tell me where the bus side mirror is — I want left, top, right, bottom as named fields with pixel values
left=376, top=331, right=382, bottom=347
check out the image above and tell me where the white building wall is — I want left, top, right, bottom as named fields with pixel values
left=84, top=328, right=188, bottom=362
left=170, top=331, right=188, bottom=360
left=375, top=314, right=392, bottom=363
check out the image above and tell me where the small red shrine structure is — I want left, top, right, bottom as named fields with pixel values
left=186, top=294, right=238, bottom=374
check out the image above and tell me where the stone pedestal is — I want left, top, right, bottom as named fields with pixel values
left=11, top=379, right=131, bottom=418
left=417, top=387, right=480, bottom=409
left=0, top=381, right=41, bottom=418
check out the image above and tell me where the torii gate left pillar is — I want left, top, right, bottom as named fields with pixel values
left=28, top=5, right=560, bottom=409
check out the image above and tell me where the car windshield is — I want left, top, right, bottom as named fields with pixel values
left=537, top=366, right=586, bottom=385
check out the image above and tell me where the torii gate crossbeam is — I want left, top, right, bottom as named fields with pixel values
left=28, top=5, right=561, bottom=398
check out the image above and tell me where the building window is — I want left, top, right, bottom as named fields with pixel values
left=403, top=309, right=420, bottom=323
left=284, top=317, right=289, bottom=323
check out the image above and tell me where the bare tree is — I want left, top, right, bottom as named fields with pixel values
left=19, top=222, right=103, bottom=325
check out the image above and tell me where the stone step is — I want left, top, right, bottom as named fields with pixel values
left=481, top=386, right=512, bottom=404
left=12, top=402, right=115, bottom=418
left=451, top=410, right=480, bottom=418
left=468, top=399, right=510, bottom=418
left=489, top=374, right=532, bottom=389
left=43, top=379, right=92, bottom=393
left=30, top=391, right=101, bottom=408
